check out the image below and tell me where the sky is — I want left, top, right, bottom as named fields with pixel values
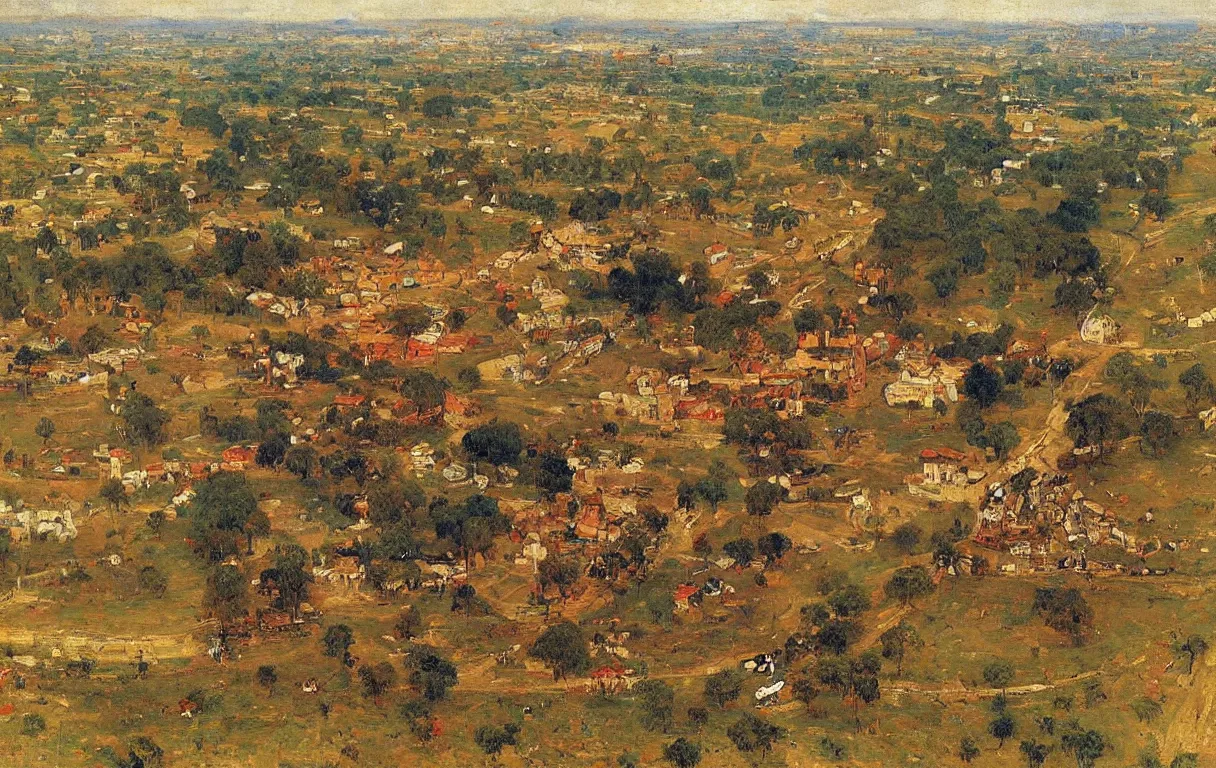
left=2, top=0, right=1213, bottom=24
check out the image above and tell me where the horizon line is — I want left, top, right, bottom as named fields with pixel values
left=0, top=14, right=1207, bottom=27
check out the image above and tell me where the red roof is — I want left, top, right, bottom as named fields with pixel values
left=673, top=584, right=700, bottom=601
left=590, top=664, right=627, bottom=679
left=921, top=447, right=966, bottom=462
left=222, top=446, right=256, bottom=464
left=443, top=390, right=473, bottom=416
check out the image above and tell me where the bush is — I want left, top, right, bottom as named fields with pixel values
left=704, top=669, right=742, bottom=708
left=21, top=713, right=46, bottom=736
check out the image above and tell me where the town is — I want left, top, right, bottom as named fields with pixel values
left=0, top=15, right=1213, bottom=768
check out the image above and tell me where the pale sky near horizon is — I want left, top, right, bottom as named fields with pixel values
left=2, top=0, right=1213, bottom=25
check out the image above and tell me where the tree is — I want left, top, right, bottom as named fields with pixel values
left=983, top=660, right=1016, bottom=692
left=539, top=556, right=581, bottom=601
left=375, top=141, right=396, bottom=167
left=474, top=723, right=520, bottom=759
left=1054, top=279, right=1096, bottom=317
left=677, top=480, right=697, bottom=511
left=367, top=480, right=425, bottom=527
left=793, top=306, right=826, bottom=334
left=188, top=472, right=259, bottom=561
left=1065, top=394, right=1133, bottom=454
left=726, top=713, right=785, bottom=758
left=695, top=476, right=728, bottom=512
left=322, top=624, right=355, bottom=661
left=757, top=532, right=792, bottom=565
left=1020, top=739, right=1051, bottom=768
left=123, top=392, right=171, bottom=446
left=284, top=444, right=317, bottom=481
left=255, top=432, right=290, bottom=469
left=35, top=417, right=55, bottom=445
left=928, top=261, right=960, bottom=300
left=1032, top=587, right=1094, bottom=645
left=814, top=652, right=881, bottom=725
left=884, top=566, right=935, bottom=606
left=963, top=363, right=1004, bottom=409
left=462, top=420, right=523, bottom=466
left=1179, top=363, right=1216, bottom=411
left=827, top=584, right=871, bottom=617
left=99, top=479, right=128, bottom=516
left=635, top=679, right=675, bottom=732
left=405, top=646, right=458, bottom=702
left=401, top=698, right=437, bottom=743
left=272, top=544, right=312, bottom=619
left=357, top=661, right=397, bottom=704
left=534, top=450, right=574, bottom=499
left=879, top=620, right=922, bottom=675
left=1061, top=728, right=1107, bottom=768
left=959, top=736, right=981, bottom=763
left=663, top=738, right=702, bottom=768
left=1104, top=351, right=1165, bottom=417
left=1141, top=191, right=1173, bottom=221
left=790, top=674, right=819, bottom=712
left=723, top=538, right=756, bottom=567
left=704, top=669, right=743, bottom=708
left=687, top=706, right=709, bottom=730
left=137, top=565, right=167, bottom=597
left=203, top=564, right=248, bottom=635
left=387, top=304, right=432, bottom=337
left=892, top=522, right=922, bottom=554
left=986, top=421, right=1022, bottom=460
left=257, top=664, right=277, bottom=695
left=78, top=324, right=110, bottom=354
left=456, top=365, right=481, bottom=390
left=450, top=583, right=483, bottom=616
left=990, top=262, right=1018, bottom=301
left=746, top=268, right=774, bottom=297
left=529, top=621, right=590, bottom=680
left=34, top=225, right=58, bottom=255
left=422, top=94, right=458, bottom=118
left=745, top=480, right=783, bottom=517
left=989, top=713, right=1016, bottom=747
left=1140, top=411, right=1176, bottom=457
left=341, top=124, right=363, bottom=146
left=816, top=619, right=861, bottom=655
left=243, top=500, right=269, bottom=554
left=394, top=606, right=422, bottom=640
left=431, top=494, right=509, bottom=571
left=146, top=509, right=166, bottom=539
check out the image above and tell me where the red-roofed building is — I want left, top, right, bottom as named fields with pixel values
left=587, top=663, right=636, bottom=694
left=443, top=390, right=477, bottom=418
left=405, top=337, right=437, bottom=359
left=674, top=398, right=724, bottom=422
left=920, top=447, right=968, bottom=486
left=673, top=583, right=701, bottom=611
left=221, top=445, right=256, bottom=470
